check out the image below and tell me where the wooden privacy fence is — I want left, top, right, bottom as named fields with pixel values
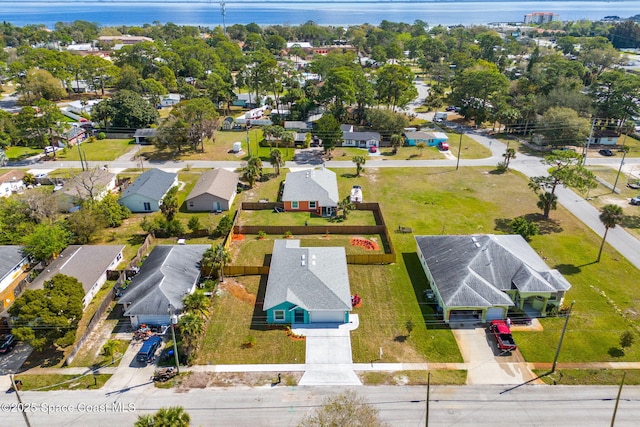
left=202, top=265, right=269, bottom=277
left=231, top=202, right=396, bottom=264
left=64, top=272, right=123, bottom=366
left=128, top=234, right=154, bottom=269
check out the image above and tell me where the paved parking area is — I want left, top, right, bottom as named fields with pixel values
left=451, top=325, right=540, bottom=385
left=0, top=343, right=32, bottom=376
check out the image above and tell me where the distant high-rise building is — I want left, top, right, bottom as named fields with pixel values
left=524, top=12, right=559, bottom=24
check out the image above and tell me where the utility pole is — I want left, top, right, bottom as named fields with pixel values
left=456, top=131, right=463, bottom=171
left=168, top=304, right=180, bottom=374
left=583, top=119, right=596, bottom=166
left=612, top=145, right=629, bottom=194
left=552, top=300, right=575, bottom=373
left=610, top=371, right=626, bottom=427
left=425, top=372, right=431, bottom=427
left=9, top=374, right=32, bottom=427
left=220, top=1, right=227, bottom=36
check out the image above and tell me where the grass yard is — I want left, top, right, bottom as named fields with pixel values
left=535, top=369, right=640, bottom=385
left=5, top=146, right=41, bottom=161
left=196, top=275, right=306, bottom=364
left=14, top=374, right=111, bottom=391
left=55, top=139, right=136, bottom=162
left=359, top=370, right=467, bottom=385
left=68, top=338, right=129, bottom=368
left=239, top=209, right=377, bottom=227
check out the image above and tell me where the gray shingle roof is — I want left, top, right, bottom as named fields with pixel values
left=186, top=169, right=239, bottom=201
left=0, top=246, right=27, bottom=282
left=281, top=168, right=339, bottom=206
left=342, top=131, right=381, bottom=141
left=264, top=240, right=351, bottom=312
left=133, top=128, right=157, bottom=138
left=121, top=245, right=209, bottom=317
left=415, top=234, right=571, bottom=308
left=119, top=168, right=177, bottom=202
left=30, top=245, right=124, bottom=295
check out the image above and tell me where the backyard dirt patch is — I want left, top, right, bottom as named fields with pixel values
left=219, top=279, right=256, bottom=305
left=597, top=196, right=629, bottom=208
left=177, top=371, right=302, bottom=389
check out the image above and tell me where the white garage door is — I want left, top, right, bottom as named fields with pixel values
left=309, top=311, right=345, bottom=323
left=486, top=307, right=505, bottom=321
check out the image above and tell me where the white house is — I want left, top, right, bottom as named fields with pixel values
left=160, top=94, right=182, bottom=108
left=0, top=170, right=25, bottom=198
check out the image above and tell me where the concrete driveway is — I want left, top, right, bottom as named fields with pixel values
left=294, top=315, right=361, bottom=386
left=451, top=325, right=540, bottom=385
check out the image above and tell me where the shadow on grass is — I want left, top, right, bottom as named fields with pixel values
left=394, top=335, right=407, bottom=343
left=401, top=252, right=448, bottom=330
left=127, top=234, right=147, bottom=247
left=340, top=173, right=358, bottom=179
left=554, top=264, right=582, bottom=276
left=20, top=347, right=65, bottom=370
left=249, top=254, right=271, bottom=331
left=142, top=150, right=178, bottom=162
left=608, top=347, right=625, bottom=357
left=621, top=215, right=640, bottom=229
left=494, top=214, right=563, bottom=235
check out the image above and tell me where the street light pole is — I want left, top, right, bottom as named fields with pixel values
left=456, top=131, right=463, bottom=171
left=552, top=300, right=575, bottom=373
left=168, top=304, right=180, bottom=374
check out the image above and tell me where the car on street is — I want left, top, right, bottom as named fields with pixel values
left=630, top=196, right=640, bottom=205
left=599, top=149, right=614, bottom=156
left=0, top=334, right=16, bottom=354
left=488, top=320, right=517, bottom=351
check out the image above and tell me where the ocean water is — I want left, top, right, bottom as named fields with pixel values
left=0, top=1, right=638, bottom=28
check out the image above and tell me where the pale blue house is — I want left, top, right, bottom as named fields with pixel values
left=118, top=168, right=178, bottom=213
left=264, top=240, right=352, bottom=324
left=404, top=131, right=448, bottom=147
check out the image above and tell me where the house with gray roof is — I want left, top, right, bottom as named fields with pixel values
left=342, top=131, right=381, bottom=149
left=118, top=168, right=178, bottom=213
left=119, top=245, right=209, bottom=328
left=0, top=246, right=29, bottom=311
left=133, top=128, right=157, bottom=145
left=185, top=169, right=239, bottom=212
left=415, top=234, right=571, bottom=324
left=264, top=240, right=352, bottom=324
left=29, top=245, right=125, bottom=309
left=58, top=169, right=117, bottom=212
left=281, top=167, right=339, bottom=217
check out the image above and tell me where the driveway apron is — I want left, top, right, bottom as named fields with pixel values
left=452, top=325, right=539, bottom=385
left=294, top=315, right=361, bottom=386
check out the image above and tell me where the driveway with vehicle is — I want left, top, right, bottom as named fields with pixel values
left=451, top=325, right=539, bottom=385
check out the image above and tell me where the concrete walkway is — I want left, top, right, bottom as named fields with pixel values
left=294, top=315, right=361, bottom=386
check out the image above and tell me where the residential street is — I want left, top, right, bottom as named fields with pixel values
left=1, top=384, right=639, bottom=426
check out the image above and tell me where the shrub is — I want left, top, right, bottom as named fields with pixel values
left=257, top=230, right=267, bottom=239
left=97, top=132, right=107, bottom=140
left=510, top=216, right=539, bottom=240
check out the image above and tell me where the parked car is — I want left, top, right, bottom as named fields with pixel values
left=599, top=149, right=614, bottom=156
left=136, top=336, right=162, bottom=364
left=438, top=141, right=450, bottom=151
left=369, top=146, right=377, bottom=153
left=627, top=181, right=640, bottom=190
left=489, top=320, right=517, bottom=351
left=0, top=334, right=16, bottom=354
left=630, top=196, right=640, bottom=206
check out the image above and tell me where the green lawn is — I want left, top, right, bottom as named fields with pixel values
left=14, top=374, right=111, bottom=391
left=56, top=139, right=135, bottom=161
left=240, top=209, right=377, bottom=226
left=5, top=146, right=41, bottom=161
left=360, top=370, right=467, bottom=385
left=535, top=369, right=640, bottom=385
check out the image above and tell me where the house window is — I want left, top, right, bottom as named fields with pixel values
left=143, top=202, right=151, bottom=211
left=291, top=201, right=299, bottom=209
left=188, top=201, right=194, bottom=207
left=274, top=310, right=285, bottom=322
left=309, top=201, right=316, bottom=209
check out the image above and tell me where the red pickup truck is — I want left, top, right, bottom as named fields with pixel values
left=489, top=320, right=517, bottom=351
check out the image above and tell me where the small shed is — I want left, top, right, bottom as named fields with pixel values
left=221, top=116, right=235, bottom=131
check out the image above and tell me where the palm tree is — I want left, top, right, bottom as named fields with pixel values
left=502, top=147, right=516, bottom=169
left=270, top=148, right=284, bottom=176
left=597, top=204, right=623, bottom=262
left=135, top=406, right=191, bottom=427
left=242, top=156, right=262, bottom=188
left=178, top=312, right=205, bottom=356
left=352, top=155, right=366, bottom=176
left=204, top=243, right=232, bottom=282
left=182, top=292, right=211, bottom=319
left=390, top=134, right=403, bottom=154
left=281, top=130, right=295, bottom=157
left=416, top=141, right=426, bottom=156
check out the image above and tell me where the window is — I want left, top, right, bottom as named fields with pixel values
left=143, top=202, right=151, bottom=211
left=291, top=201, right=299, bottom=209
left=274, top=310, right=285, bottom=322
left=188, top=201, right=194, bottom=207
left=309, top=201, right=316, bottom=209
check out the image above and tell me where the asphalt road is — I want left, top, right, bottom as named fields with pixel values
left=0, top=384, right=638, bottom=426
